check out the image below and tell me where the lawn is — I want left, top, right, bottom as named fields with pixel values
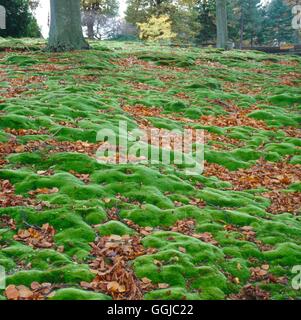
left=0, top=39, right=300, bottom=300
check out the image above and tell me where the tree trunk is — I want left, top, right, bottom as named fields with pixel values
left=87, top=21, right=94, bottom=39
left=239, top=13, right=244, bottom=49
left=48, top=0, right=89, bottom=52
left=294, top=30, right=301, bottom=45
left=86, top=12, right=95, bottom=39
left=216, top=0, right=228, bottom=49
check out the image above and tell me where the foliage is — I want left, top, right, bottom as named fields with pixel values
left=126, top=0, right=200, bottom=42
left=261, top=0, right=294, bottom=45
left=29, top=0, right=40, bottom=11
left=137, top=15, right=176, bottom=41
left=195, top=0, right=298, bottom=46
left=195, top=0, right=216, bottom=44
left=0, top=0, right=41, bottom=38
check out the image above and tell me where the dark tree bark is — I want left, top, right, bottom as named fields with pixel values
left=48, top=0, right=89, bottom=52
left=216, top=0, right=228, bottom=49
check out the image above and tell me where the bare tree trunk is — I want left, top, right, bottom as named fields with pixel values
left=48, top=0, right=89, bottom=52
left=239, top=13, right=244, bottom=49
left=216, top=0, right=228, bottom=49
left=295, top=30, right=301, bottom=45
left=87, top=21, right=94, bottom=39
left=86, top=10, right=96, bottom=39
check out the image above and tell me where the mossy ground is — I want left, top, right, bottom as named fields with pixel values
left=0, top=39, right=300, bottom=300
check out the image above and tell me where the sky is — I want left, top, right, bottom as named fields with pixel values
left=35, top=0, right=270, bottom=39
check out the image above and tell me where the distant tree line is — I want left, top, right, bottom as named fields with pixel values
left=125, top=0, right=300, bottom=46
left=1, top=0, right=299, bottom=48
left=0, top=0, right=40, bottom=38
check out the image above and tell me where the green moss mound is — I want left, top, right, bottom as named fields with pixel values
left=0, top=40, right=300, bottom=300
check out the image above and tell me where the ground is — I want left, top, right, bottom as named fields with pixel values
left=0, top=38, right=300, bottom=300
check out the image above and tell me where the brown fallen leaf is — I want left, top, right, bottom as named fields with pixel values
left=141, top=277, right=152, bottom=284
left=107, top=281, right=126, bottom=293
left=18, top=285, right=33, bottom=299
left=5, top=285, right=20, bottom=300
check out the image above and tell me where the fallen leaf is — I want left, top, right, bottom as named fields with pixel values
left=5, top=285, right=19, bottom=300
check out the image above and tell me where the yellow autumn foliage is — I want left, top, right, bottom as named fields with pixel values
left=137, top=15, right=177, bottom=41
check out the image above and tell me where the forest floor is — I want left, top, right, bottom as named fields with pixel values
left=0, top=38, right=300, bottom=300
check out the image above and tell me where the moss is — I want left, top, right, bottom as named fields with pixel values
left=0, top=115, right=36, bottom=129
left=199, top=287, right=225, bottom=300
left=263, top=243, right=301, bottom=266
left=50, top=288, right=112, bottom=300
left=60, top=184, right=105, bottom=200
left=2, top=244, right=34, bottom=257
left=290, top=155, right=301, bottom=165
left=205, top=148, right=260, bottom=170
left=186, top=79, right=221, bottom=90
left=198, top=188, right=268, bottom=209
left=222, top=258, right=250, bottom=282
left=288, top=182, right=301, bottom=192
left=92, top=166, right=193, bottom=194
left=54, top=227, right=96, bottom=259
left=144, top=287, right=201, bottom=300
left=265, top=143, right=298, bottom=156
left=125, top=186, right=174, bottom=209
left=0, top=256, right=16, bottom=271
left=0, top=131, right=9, bottom=142
left=13, top=172, right=81, bottom=194
left=76, top=207, right=107, bottom=225
left=269, top=94, right=301, bottom=106
left=6, top=55, right=39, bottom=66
left=47, top=153, right=99, bottom=174
left=0, top=41, right=300, bottom=300
left=6, top=265, right=94, bottom=287
left=121, top=205, right=204, bottom=228
left=50, top=127, right=97, bottom=143
left=192, top=266, right=228, bottom=292
left=97, top=221, right=134, bottom=236
left=248, top=110, right=300, bottom=127
left=29, top=250, right=71, bottom=270
left=8, top=152, right=44, bottom=166
left=264, top=152, right=282, bottom=162
left=148, top=117, right=183, bottom=131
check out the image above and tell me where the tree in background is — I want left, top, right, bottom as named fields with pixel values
left=195, top=0, right=216, bottom=44
left=228, top=0, right=262, bottom=48
left=0, top=0, right=40, bottom=37
left=137, top=15, right=176, bottom=41
left=110, top=18, right=137, bottom=40
left=284, top=0, right=301, bottom=44
left=81, top=0, right=119, bottom=39
left=126, top=0, right=200, bottom=43
left=29, top=0, right=40, bottom=11
left=48, top=0, right=89, bottom=52
left=194, top=0, right=296, bottom=47
left=261, top=0, right=294, bottom=45
left=216, top=0, right=228, bottom=48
